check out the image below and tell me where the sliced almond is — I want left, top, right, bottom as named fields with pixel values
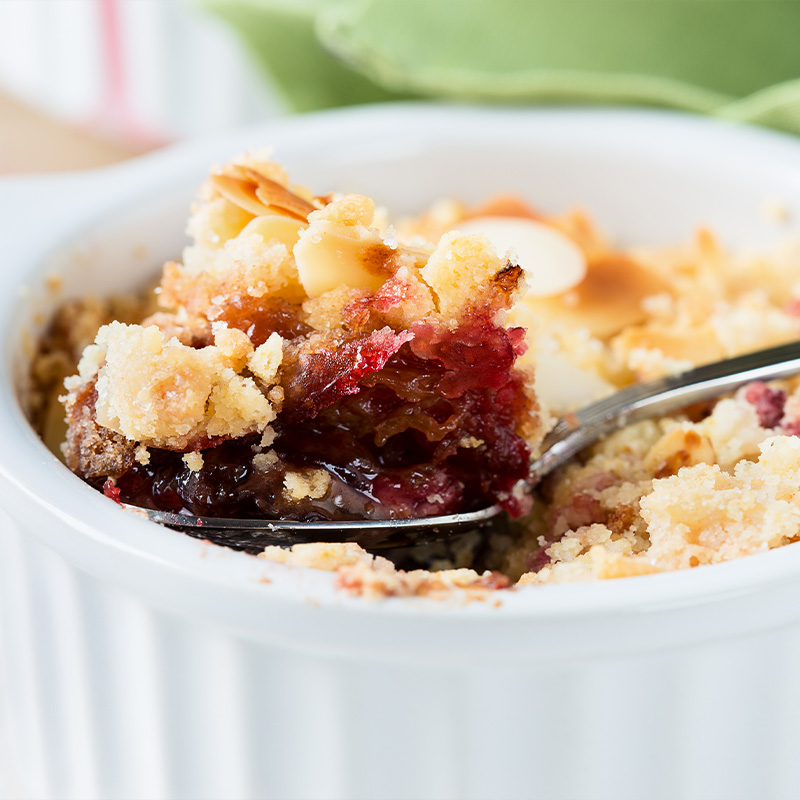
left=532, top=349, right=615, bottom=413
left=453, top=216, right=587, bottom=297
left=644, top=427, right=716, bottom=477
left=240, top=215, right=305, bottom=249
left=210, top=173, right=269, bottom=218
left=211, top=168, right=317, bottom=222
left=293, top=221, right=392, bottom=298
left=528, top=254, right=670, bottom=339
left=242, top=167, right=316, bottom=221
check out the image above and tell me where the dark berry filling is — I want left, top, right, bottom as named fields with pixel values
left=101, top=312, right=534, bottom=521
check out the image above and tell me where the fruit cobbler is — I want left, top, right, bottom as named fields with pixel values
left=30, top=150, right=800, bottom=597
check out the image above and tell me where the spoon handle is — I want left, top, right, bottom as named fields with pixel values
left=532, top=340, right=800, bottom=479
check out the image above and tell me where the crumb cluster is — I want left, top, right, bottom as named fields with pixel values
left=260, top=542, right=509, bottom=600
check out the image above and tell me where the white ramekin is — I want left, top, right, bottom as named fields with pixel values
left=3, top=105, right=800, bottom=800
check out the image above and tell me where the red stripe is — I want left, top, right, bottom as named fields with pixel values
left=96, top=0, right=166, bottom=146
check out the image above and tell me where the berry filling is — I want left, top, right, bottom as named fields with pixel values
left=100, top=315, right=533, bottom=521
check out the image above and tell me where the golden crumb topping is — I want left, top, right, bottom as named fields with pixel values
left=259, top=541, right=509, bottom=599
left=283, top=468, right=331, bottom=502
left=511, top=379, right=800, bottom=584
left=641, top=436, right=800, bottom=570
left=65, top=321, right=277, bottom=450
left=182, top=452, right=204, bottom=473
left=260, top=541, right=386, bottom=571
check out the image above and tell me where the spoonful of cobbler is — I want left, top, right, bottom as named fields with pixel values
left=60, top=155, right=553, bottom=548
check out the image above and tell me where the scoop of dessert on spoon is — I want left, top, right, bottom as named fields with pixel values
left=125, top=340, right=800, bottom=551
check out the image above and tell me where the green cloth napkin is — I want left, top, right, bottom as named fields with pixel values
left=199, top=0, right=800, bottom=135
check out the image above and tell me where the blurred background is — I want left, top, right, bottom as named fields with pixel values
left=4, top=0, right=800, bottom=174
left=0, top=0, right=289, bottom=173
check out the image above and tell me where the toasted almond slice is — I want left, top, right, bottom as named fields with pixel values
left=240, top=215, right=306, bottom=249
left=294, top=221, right=392, bottom=297
left=644, top=427, right=716, bottom=476
left=210, top=173, right=269, bottom=217
left=533, top=349, right=615, bottom=413
left=242, top=167, right=316, bottom=221
left=529, top=254, right=670, bottom=339
left=255, top=190, right=311, bottom=222
left=454, top=216, right=587, bottom=297
left=613, top=324, right=725, bottom=367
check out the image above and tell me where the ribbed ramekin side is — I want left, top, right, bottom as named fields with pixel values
left=0, top=511, right=52, bottom=799
left=0, top=517, right=260, bottom=800
left=491, top=630, right=800, bottom=800
left=5, top=511, right=800, bottom=800
left=0, top=514, right=175, bottom=799
left=324, top=633, right=800, bottom=800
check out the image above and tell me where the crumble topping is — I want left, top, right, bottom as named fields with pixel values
left=420, top=231, right=509, bottom=318
left=134, top=445, right=151, bottom=465
left=509, top=379, right=800, bottom=583
left=641, top=436, right=800, bottom=569
left=283, top=468, right=331, bottom=502
left=252, top=450, right=279, bottom=471
left=247, top=332, right=284, bottom=386
left=182, top=452, right=204, bottom=473
left=261, top=541, right=387, bottom=571
left=259, top=542, right=509, bottom=600
left=64, top=320, right=277, bottom=450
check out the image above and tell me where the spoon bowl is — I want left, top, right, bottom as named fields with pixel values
left=128, top=504, right=507, bottom=552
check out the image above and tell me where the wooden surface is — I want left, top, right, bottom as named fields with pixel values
left=0, top=90, right=145, bottom=174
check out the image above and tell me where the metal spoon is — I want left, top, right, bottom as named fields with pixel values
left=125, top=340, right=800, bottom=551
left=123, top=504, right=505, bottom=553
